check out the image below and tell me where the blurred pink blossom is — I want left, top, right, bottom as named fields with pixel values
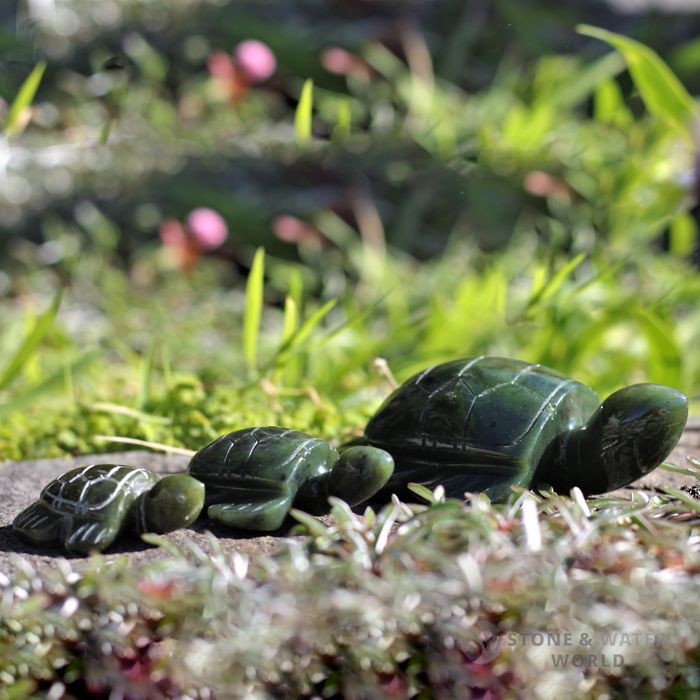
left=235, top=39, right=277, bottom=82
left=272, top=215, right=325, bottom=248
left=186, top=208, right=229, bottom=250
left=321, top=46, right=369, bottom=79
left=158, top=218, right=187, bottom=246
left=321, top=47, right=355, bottom=75
left=207, top=51, right=236, bottom=78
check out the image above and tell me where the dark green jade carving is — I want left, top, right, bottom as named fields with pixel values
left=188, top=426, right=394, bottom=531
left=13, top=464, right=205, bottom=554
left=12, top=356, right=688, bottom=548
left=353, top=356, right=688, bottom=502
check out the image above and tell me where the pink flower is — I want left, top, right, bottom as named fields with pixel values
left=321, top=47, right=356, bottom=75
left=207, top=51, right=236, bottom=79
left=158, top=218, right=187, bottom=246
left=235, top=40, right=276, bottom=82
left=321, top=47, right=370, bottom=80
left=186, top=208, right=228, bottom=250
left=272, top=214, right=328, bottom=249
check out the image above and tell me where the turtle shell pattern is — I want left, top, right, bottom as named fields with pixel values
left=365, top=356, right=600, bottom=499
left=188, top=426, right=338, bottom=496
left=14, top=464, right=158, bottom=551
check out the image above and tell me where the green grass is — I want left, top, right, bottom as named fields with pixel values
left=0, top=243, right=697, bottom=462
left=3, top=61, right=46, bottom=139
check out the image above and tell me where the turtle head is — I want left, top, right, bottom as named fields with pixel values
left=143, top=474, right=205, bottom=533
left=566, top=383, right=687, bottom=495
left=327, top=446, right=395, bottom=507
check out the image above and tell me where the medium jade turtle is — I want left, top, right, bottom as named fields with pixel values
left=187, top=426, right=394, bottom=531
left=13, top=464, right=205, bottom=554
left=353, top=355, right=688, bottom=502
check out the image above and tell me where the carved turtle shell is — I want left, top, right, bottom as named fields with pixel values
left=363, top=356, right=600, bottom=501
left=189, top=426, right=396, bottom=531
left=13, top=464, right=159, bottom=553
left=188, top=426, right=337, bottom=489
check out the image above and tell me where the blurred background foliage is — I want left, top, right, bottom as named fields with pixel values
left=1, top=0, right=700, bottom=460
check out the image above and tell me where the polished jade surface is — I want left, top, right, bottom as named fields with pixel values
left=359, top=356, right=688, bottom=501
left=13, top=464, right=204, bottom=554
left=188, top=426, right=394, bottom=531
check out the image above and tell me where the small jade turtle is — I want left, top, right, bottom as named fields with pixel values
left=13, top=464, right=205, bottom=554
left=187, top=426, right=394, bottom=531
left=353, top=356, right=688, bottom=502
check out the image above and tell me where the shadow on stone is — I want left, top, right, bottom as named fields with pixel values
left=190, top=515, right=300, bottom=540
left=0, top=524, right=156, bottom=558
left=0, top=516, right=300, bottom=560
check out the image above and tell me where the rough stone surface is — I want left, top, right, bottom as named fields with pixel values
left=0, top=425, right=699, bottom=576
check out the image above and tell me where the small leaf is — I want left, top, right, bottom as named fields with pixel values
left=407, top=482, right=438, bottom=504
left=295, top=78, right=314, bottom=144
left=141, top=533, right=186, bottom=556
left=243, top=248, right=265, bottom=376
left=660, top=460, right=700, bottom=479
left=328, top=496, right=357, bottom=526
left=661, top=486, right=700, bottom=514
left=578, top=25, right=697, bottom=133
left=374, top=504, right=399, bottom=554
left=289, top=509, right=330, bottom=537
left=4, top=60, right=46, bottom=138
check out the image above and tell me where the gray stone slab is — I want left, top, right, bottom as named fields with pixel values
left=0, top=430, right=699, bottom=576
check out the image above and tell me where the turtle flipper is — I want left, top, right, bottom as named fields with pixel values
left=208, top=491, right=294, bottom=531
left=13, top=502, right=59, bottom=545
left=63, top=520, right=119, bottom=555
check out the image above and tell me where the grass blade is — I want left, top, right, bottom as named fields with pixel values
left=661, top=486, right=700, bottom=514
left=306, top=294, right=387, bottom=352
left=0, top=291, right=63, bottom=392
left=0, top=350, right=99, bottom=419
left=578, top=25, right=697, bottom=133
left=274, top=298, right=336, bottom=359
left=525, top=252, right=586, bottom=313
left=290, top=509, right=332, bottom=537
left=138, top=341, right=156, bottom=409
left=89, top=402, right=171, bottom=425
left=243, top=247, right=265, bottom=377
left=281, top=296, right=298, bottom=343
left=295, top=78, right=314, bottom=144
left=552, top=51, right=625, bottom=110
left=98, top=118, right=114, bottom=145
left=660, top=461, right=700, bottom=480
left=4, top=60, right=46, bottom=138
left=93, top=435, right=195, bottom=456
left=333, top=99, right=352, bottom=140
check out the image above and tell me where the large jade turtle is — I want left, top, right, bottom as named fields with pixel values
left=355, top=356, right=688, bottom=502
left=13, top=464, right=205, bottom=554
left=188, top=426, right=394, bottom=531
